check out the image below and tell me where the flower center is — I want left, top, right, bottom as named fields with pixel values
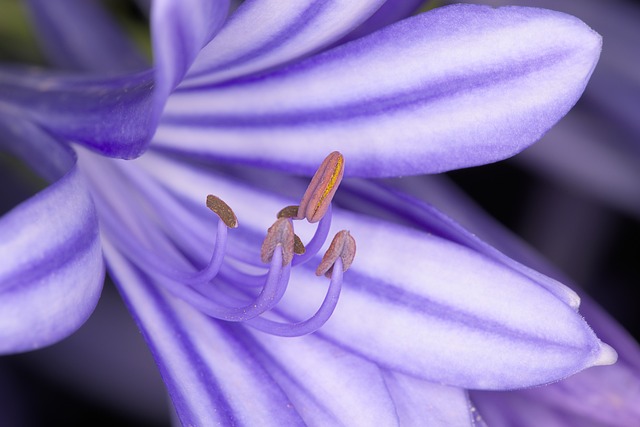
left=95, top=151, right=355, bottom=337
left=200, top=151, right=355, bottom=336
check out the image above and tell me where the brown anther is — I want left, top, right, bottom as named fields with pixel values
left=297, top=151, right=344, bottom=223
left=316, top=230, right=356, bottom=278
left=293, top=234, right=306, bottom=255
left=260, top=218, right=295, bottom=266
left=277, top=205, right=299, bottom=219
left=206, top=195, right=238, bottom=228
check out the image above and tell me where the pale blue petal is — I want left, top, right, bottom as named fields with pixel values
left=155, top=5, right=601, bottom=177
left=0, top=119, right=103, bottom=354
left=382, top=371, right=475, bottom=426
left=182, top=0, right=387, bottom=88
left=239, top=326, right=400, bottom=426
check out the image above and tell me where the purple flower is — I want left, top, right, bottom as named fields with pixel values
left=0, top=1, right=617, bottom=424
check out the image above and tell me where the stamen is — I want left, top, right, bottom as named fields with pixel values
left=277, top=205, right=299, bottom=219
left=316, top=230, right=356, bottom=278
left=261, top=217, right=295, bottom=266
left=206, top=194, right=238, bottom=228
left=297, top=151, right=344, bottom=223
left=245, top=257, right=344, bottom=337
left=292, top=204, right=332, bottom=266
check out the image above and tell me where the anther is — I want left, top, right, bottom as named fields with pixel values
left=261, top=218, right=295, bottom=266
left=316, top=230, right=356, bottom=278
left=293, top=234, right=306, bottom=255
left=277, top=205, right=299, bottom=219
left=297, top=151, right=344, bottom=223
left=206, top=195, right=238, bottom=228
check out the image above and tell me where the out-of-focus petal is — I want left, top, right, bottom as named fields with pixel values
left=514, top=109, right=640, bottom=218
left=156, top=4, right=601, bottom=177
left=138, top=153, right=615, bottom=390
left=0, top=119, right=104, bottom=354
left=182, top=0, right=387, bottom=88
left=24, top=0, right=147, bottom=73
left=471, top=391, right=605, bottom=427
left=0, top=0, right=228, bottom=159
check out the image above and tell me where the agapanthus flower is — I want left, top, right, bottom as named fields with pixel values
left=0, top=1, right=618, bottom=424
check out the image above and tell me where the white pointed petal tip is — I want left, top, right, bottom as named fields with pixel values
left=594, top=342, right=618, bottom=367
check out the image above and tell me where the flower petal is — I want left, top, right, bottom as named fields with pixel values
left=0, top=119, right=104, bottom=354
left=382, top=371, right=476, bottom=426
left=24, top=0, right=146, bottom=73
left=138, top=153, right=615, bottom=390
left=155, top=4, right=602, bottom=177
left=471, top=391, right=582, bottom=427
left=152, top=0, right=230, bottom=99
left=390, top=173, right=640, bottom=425
left=515, top=108, right=640, bottom=218
left=291, top=211, right=615, bottom=389
left=0, top=0, right=228, bottom=159
left=338, top=0, right=427, bottom=43
left=182, top=0, right=388, bottom=88
left=103, top=243, right=309, bottom=426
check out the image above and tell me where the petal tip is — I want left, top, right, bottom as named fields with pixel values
left=594, top=342, right=618, bottom=367
left=567, top=290, right=581, bottom=310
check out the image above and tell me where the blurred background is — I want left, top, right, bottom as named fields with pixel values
left=1, top=0, right=639, bottom=425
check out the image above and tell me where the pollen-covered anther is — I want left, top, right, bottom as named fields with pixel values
left=316, top=230, right=356, bottom=278
left=297, top=151, right=344, bottom=223
left=206, top=195, right=238, bottom=228
left=293, top=234, right=306, bottom=255
left=261, top=217, right=295, bottom=266
left=277, top=205, right=299, bottom=219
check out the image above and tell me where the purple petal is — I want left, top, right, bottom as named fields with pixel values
left=181, top=0, right=387, bottom=88
left=514, top=108, right=640, bottom=218
left=24, top=0, right=146, bottom=73
left=137, top=153, right=616, bottom=390
left=339, top=0, right=428, bottom=42
left=103, top=206, right=475, bottom=425
left=102, top=245, right=313, bottom=425
left=471, top=391, right=596, bottom=427
left=0, top=0, right=228, bottom=159
left=391, top=173, right=640, bottom=425
left=0, top=119, right=104, bottom=354
left=152, top=0, right=230, bottom=99
left=382, top=371, right=475, bottom=426
left=156, top=4, right=602, bottom=177
left=461, top=0, right=640, bottom=140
